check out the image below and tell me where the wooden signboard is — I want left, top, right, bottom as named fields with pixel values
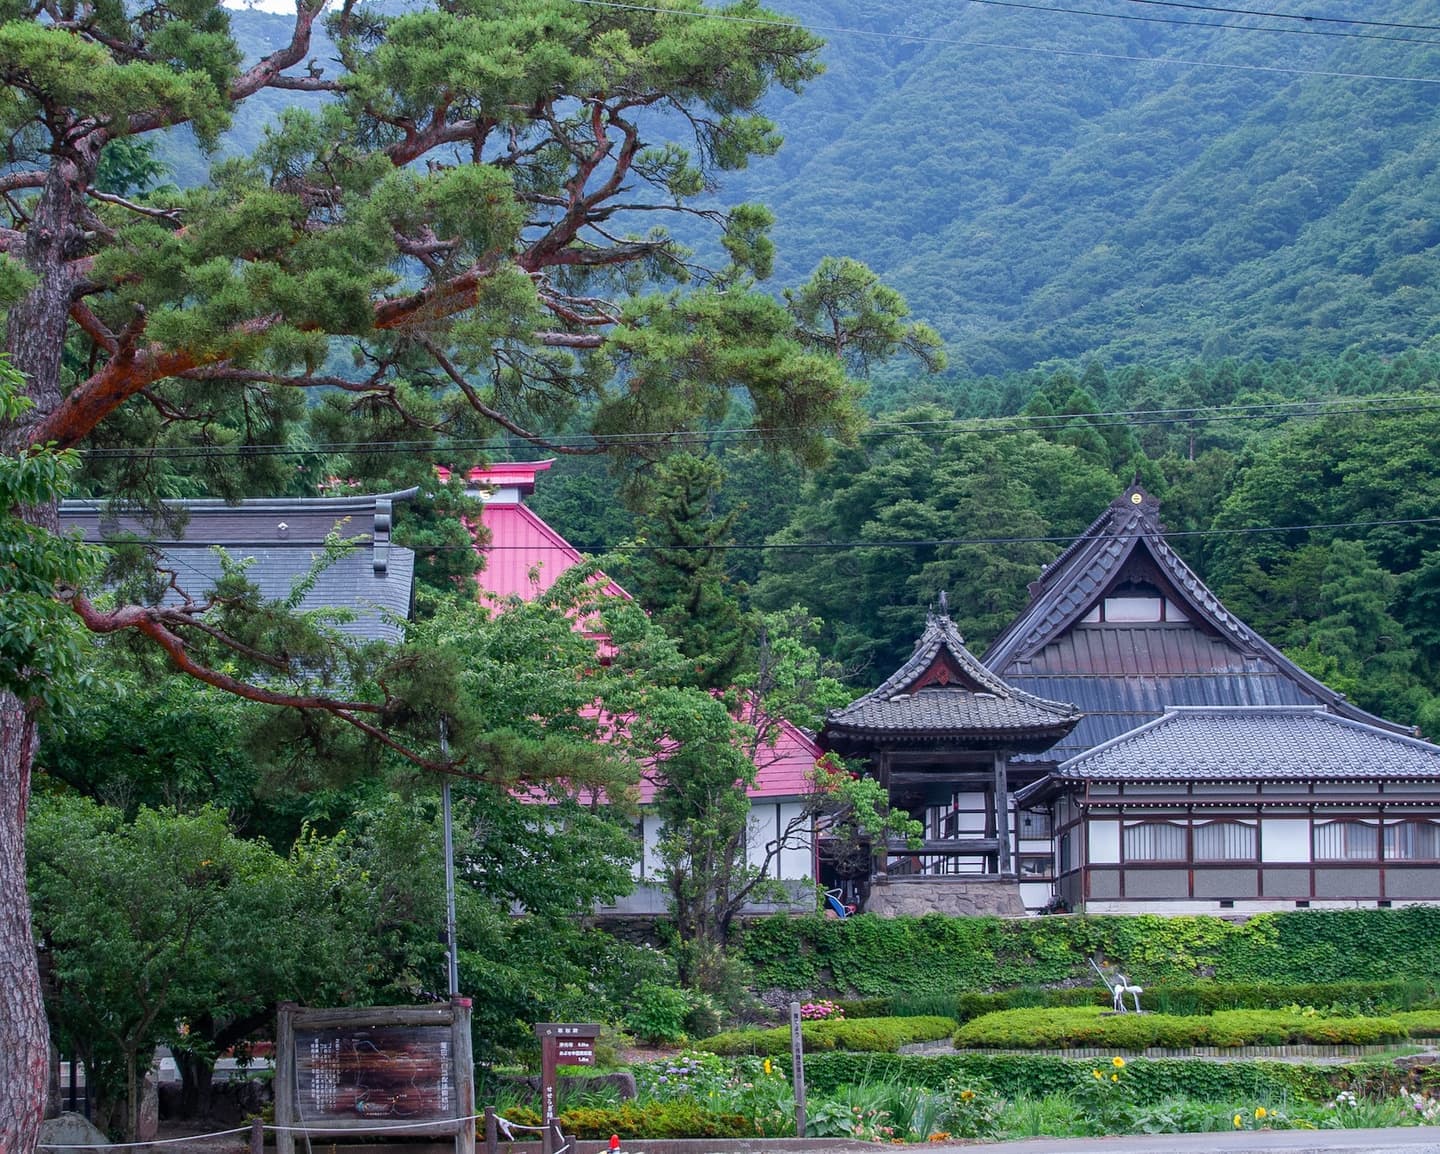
left=534, top=1023, right=601, bottom=1154
left=275, top=1001, right=474, bottom=1154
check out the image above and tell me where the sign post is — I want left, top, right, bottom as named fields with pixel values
left=535, top=1023, right=600, bottom=1154
left=789, top=1002, right=806, bottom=1138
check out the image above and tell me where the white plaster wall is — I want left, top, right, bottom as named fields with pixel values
left=1089, top=820, right=1121, bottom=864
left=1261, top=819, right=1310, bottom=862
left=638, top=813, right=663, bottom=879
left=746, top=801, right=814, bottom=880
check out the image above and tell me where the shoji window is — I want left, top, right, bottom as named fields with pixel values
left=1313, top=820, right=1379, bottom=861
left=1193, top=820, right=1257, bottom=861
left=1385, top=820, right=1440, bottom=861
left=1123, top=820, right=1187, bottom=861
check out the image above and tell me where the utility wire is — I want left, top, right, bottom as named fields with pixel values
left=87, top=513, right=1440, bottom=555
left=74, top=392, right=1440, bottom=459
left=566, top=0, right=1440, bottom=85
left=962, top=0, right=1440, bottom=47
left=1118, top=0, right=1440, bottom=33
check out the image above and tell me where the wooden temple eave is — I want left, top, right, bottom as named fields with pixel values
left=1081, top=794, right=1440, bottom=809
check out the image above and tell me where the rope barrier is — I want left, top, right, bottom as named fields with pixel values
left=37, top=1125, right=251, bottom=1149
left=38, top=1109, right=576, bottom=1149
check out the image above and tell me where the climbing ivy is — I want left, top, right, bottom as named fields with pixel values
left=739, top=908, right=1440, bottom=994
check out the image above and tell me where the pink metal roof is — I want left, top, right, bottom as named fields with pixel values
left=462, top=462, right=823, bottom=798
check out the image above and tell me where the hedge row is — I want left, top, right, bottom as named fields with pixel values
left=800, top=1052, right=1403, bottom=1104
left=696, top=1015, right=956, bottom=1056
left=954, top=1006, right=1408, bottom=1049
left=502, top=1102, right=754, bottom=1139
left=739, top=908, right=1440, bottom=996
left=951, top=979, right=1437, bottom=1021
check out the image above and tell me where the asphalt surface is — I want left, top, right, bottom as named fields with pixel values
left=941, top=1129, right=1440, bottom=1154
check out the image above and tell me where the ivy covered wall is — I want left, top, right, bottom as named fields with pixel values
left=739, top=909, right=1440, bottom=995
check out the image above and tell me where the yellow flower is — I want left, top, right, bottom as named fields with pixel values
left=1111, top=1074, right=1119, bottom=1083
left=1092, top=1070, right=1103, bottom=1080
left=1112, top=1056, right=1126, bottom=1069
left=1233, top=1114, right=1243, bottom=1129
left=1255, top=1107, right=1267, bottom=1120
left=960, top=1090, right=975, bottom=1102
left=763, top=1059, right=772, bottom=1076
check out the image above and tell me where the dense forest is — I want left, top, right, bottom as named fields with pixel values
left=206, top=0, right=1440, bottom=376
left=143, top=0, right=1440, bottom=732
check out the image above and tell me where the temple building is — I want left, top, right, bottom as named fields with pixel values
left=825, top=483, right=1440, bottom=915
left=818, top=597, right=1080, bottom=916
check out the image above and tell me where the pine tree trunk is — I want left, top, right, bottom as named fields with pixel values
left=0, top=696, right=47, bottom=1154
left=0, top=147, right=97, bottom=1154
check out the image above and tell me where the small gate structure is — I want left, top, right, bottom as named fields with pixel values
left=274, top=1000, right=475, bottom=1154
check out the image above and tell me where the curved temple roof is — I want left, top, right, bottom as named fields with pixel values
left=983, top=484, right=1411, bottom=763
left=822, top=607, right=1081, bottom=754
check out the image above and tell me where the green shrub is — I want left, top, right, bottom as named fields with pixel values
left=953, top=1006, right=1408, bottom=1050
left=697, top=1015, right=956, bottom=1056
left=1392, top=1010, right=1440, bottom=1037
left=801, top=1052, right=1393, bottom=1105
left=836, top=996, right=892, bottom=1019
left=624, top=981, right=694, bottom=1045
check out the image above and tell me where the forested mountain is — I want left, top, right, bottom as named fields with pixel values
left=717, top=0, right=1440, bottom=376
left=198, top=1, right=1440, bottom=378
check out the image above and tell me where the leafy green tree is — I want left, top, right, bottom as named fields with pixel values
left=0, top=3, right=907, bottom=1142
left=753, top=412, right=1117, bottom=671
left=27, top=798, right=367, bottom=1140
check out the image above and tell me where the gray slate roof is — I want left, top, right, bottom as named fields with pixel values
left=822, top=611, right=1081, bottom=750
left=60, top=491, right=417, bottom=644
left=982, top=484, right=1409, bottom=757
left=1054, top=706, right=1440, bottom=783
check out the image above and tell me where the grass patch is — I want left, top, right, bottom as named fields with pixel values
left=697, top=1015, right=956, bottom=1056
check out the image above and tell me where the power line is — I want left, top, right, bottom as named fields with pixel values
left=74, top=392, right=1440, bottom=460
left=566, top=0, right=1440, bottom=85
left=1118, top=0, right=1440, bottom=34
left=963, top=0, right=1440, bottom=47
left=100, top=512, right=1440, bottom=555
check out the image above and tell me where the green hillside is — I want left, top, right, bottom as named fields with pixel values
left=718, top=0, right=1440, bottom=375
left=194, top=2, right=1440, bottom=377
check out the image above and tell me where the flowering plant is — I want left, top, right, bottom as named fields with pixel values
left=799, top=1000, right=844, bottom=1020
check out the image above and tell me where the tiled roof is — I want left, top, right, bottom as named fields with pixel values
left=59, top=491, right=416, bottom=644
left=1054, top=706, right=1440, bottom=782
left=823, top=611, right=1080, bottom=748
left=983, top=484, right=1408, bottom=737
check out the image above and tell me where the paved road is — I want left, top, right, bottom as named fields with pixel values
left=932, top=1129, right=1440, bottom=1154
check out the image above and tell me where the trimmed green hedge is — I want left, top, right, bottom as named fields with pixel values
left=739, top=908, right=1440, bottom=996
left=954, top=979, right=1436, bottom=1021
left=800, top=1052, right=1402, bottom=1104
left=1394, top=1011, right=1440, bottom=1037
left=954, top=1006, right=1407, bottom=1049
left=503, top=1102, right=754, bottom=1139
left=697, top=1015, right=956, bottom=1056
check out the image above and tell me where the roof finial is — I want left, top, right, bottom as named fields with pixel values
left=938, top=590, right=949, bottom=618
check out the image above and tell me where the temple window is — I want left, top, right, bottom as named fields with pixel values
left=1193, top=820, right=1257, bottom=861
left=1313, top=820, right=1380, bottom=861
left=1079, top=581, right=1189, bottom=624
left=1122, top=820, right=1187, bottom=861
left=1384, top=820, right=1440, bottom=860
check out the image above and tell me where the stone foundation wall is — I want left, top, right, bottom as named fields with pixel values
left=865, top=878, right=1027, bottom=918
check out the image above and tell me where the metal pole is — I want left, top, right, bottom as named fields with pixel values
left=441, top=718, right=460, bottom=998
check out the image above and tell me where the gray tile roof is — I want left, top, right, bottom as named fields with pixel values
left=1054, top=706, right=1440, bottom=782
left=982, top=484, right=1409, bottom=738
left=822, top=611, right=1080, bottom=749
left=60, top=491, right=417, bottom=644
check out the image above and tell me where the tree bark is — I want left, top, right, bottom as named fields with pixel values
left=0, top=140, right=99, bottom=1154
left=0, top=696, right=47, bottom=1154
